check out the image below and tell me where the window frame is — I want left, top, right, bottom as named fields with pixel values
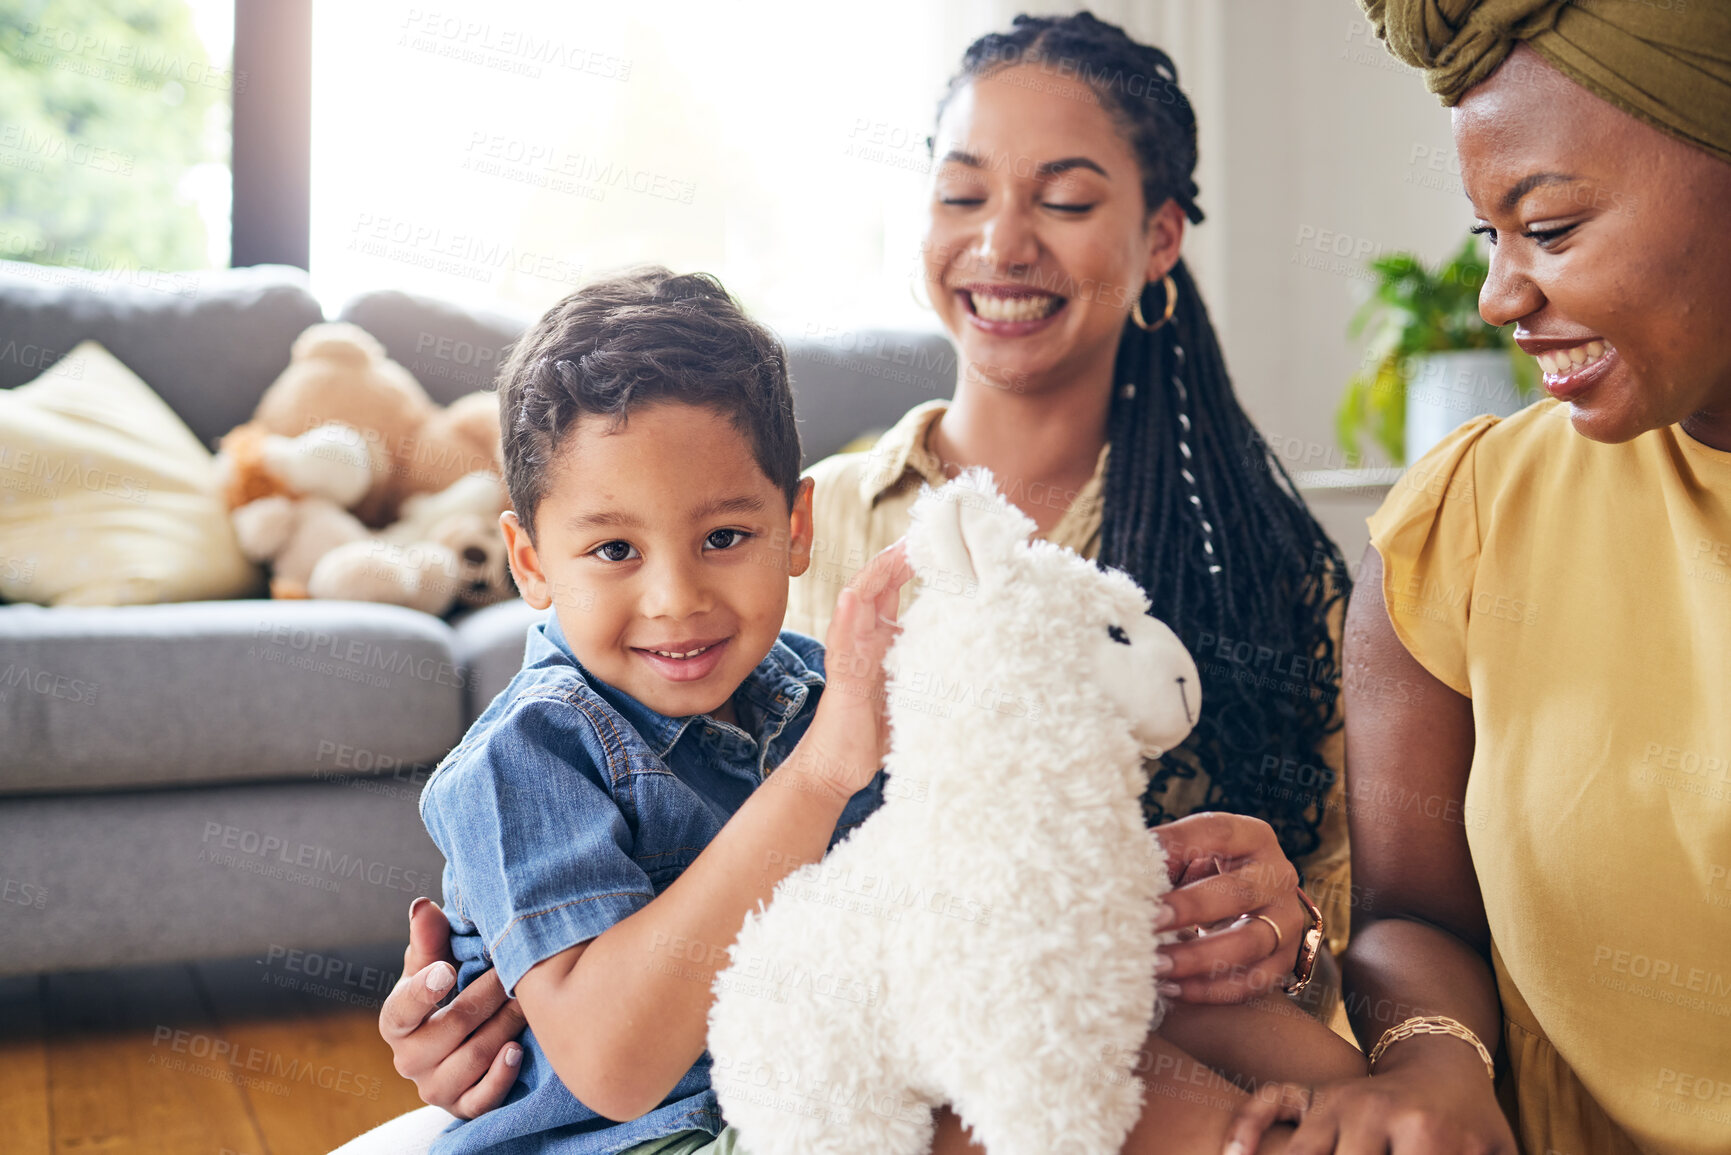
left=230, top=0, right=311, bottom=269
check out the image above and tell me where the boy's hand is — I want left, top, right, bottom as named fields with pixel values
left=792, top=540, right=912, bottom=801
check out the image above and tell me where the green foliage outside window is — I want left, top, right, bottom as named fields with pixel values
left=0, top=0, right=226, bottom=273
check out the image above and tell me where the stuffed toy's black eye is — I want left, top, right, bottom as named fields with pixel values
left=1107, top=624, right=1130, bottom=645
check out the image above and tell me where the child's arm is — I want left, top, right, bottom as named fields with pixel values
left=515, top=545, right=910, bottom=1122
left=1157, top=991, right=1367, bottom=1093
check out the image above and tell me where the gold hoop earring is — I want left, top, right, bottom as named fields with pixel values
left=1131, top=275, right=1178, bottom=332
left=909, top=278, right=935, bottom=311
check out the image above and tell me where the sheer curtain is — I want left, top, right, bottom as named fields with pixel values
left=310, top=1, right=957, bottom=329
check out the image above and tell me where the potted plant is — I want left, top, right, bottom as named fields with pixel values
left=1336, top=235, right=1537, bottom=466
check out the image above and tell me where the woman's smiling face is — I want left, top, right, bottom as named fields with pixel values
left=921, top=65, right=1183, bottom=395
left=1456, top=45, right=1731, bottom=448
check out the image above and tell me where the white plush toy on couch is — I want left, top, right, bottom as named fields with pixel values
left=707, top=470, right=1201, bottom=1155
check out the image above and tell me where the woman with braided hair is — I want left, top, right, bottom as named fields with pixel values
left=363, top=12, right=1367, bottom=1153
left=791, top=10, right=1352, bottom=905
left=785, top=9, right=1354, bottom=1009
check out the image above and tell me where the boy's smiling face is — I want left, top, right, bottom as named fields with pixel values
left=501, top=401, right=814, bottom=725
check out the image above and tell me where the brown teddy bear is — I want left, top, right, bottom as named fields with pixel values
left=236, top=322, right=503, bottom=527
left=217, top=322, right=514, bottom=612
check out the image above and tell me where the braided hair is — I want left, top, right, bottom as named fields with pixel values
left=935, top=13, right=1351, bottom=865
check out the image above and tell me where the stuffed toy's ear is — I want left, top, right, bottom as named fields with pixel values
left=909, top=468, right=1036, bottom=594
left=915, top=482, right=977, bottom=593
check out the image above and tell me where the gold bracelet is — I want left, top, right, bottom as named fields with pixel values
left=1367, top=1015, right=1495, bottom=1082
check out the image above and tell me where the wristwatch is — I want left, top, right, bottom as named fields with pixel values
left=1281, top=885, right=1325, bottom=996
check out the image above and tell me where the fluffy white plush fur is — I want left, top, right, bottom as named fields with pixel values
left=708, top=470, right=1201, bottom=1155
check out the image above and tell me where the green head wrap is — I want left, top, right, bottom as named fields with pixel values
left=1358, top=0, right=1731, bottom=164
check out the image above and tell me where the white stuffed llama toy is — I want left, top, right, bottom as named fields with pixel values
left=708, top=470, right=1201, bottom=1155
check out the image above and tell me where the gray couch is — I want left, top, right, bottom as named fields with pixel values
left=0, top=260, right=956, bottom=977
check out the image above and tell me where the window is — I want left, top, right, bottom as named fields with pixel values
left=0, top=0, right=233, bottom=275
left=311, top=0, right=951, bottom=328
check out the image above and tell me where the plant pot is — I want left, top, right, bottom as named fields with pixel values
left=1404, top=350, right=1527, bottom=465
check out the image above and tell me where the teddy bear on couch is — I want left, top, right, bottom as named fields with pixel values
left=215, top=322, right=514, bottom=616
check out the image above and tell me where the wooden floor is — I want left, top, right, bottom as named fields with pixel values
left=0, top=945, right=427, bottom=1155
left=1, top=946, right=1363, bottom=1154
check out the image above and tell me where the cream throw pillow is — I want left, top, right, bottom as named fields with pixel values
left=0, top=341, right=261, bottom=605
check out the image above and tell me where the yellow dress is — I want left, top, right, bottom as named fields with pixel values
left=1368, top=400, right=1731, bottom=1155
left=786, top=400, right=1355, bottom=958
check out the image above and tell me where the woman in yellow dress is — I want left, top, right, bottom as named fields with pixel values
left=1227, top=4, right=1731, bottom=1154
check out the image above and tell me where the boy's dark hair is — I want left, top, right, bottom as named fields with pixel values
left=497, top=267, right=800, bottom=540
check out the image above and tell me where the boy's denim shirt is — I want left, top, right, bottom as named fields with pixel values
left=420, top=611, right=885, bottom=1154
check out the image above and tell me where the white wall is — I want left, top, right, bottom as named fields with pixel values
left=1211, top=1, right=1463, bottom=470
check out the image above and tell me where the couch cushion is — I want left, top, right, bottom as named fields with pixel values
left=0, top=341, right=262, bottom=606
left=783, top=326, right=956, bottom=463
left=0, top=260, right=323, bottom=448
left=0, top=779, right=445, bottom=976
left=450, top=597, right=548, bottom=724
left=0, top=600, right=466, bottom=795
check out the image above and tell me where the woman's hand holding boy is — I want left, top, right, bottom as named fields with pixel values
left=379, top=896, right=526, bottom=1119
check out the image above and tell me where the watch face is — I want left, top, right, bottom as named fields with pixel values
left=1283, top=900, right=1326, bottom=995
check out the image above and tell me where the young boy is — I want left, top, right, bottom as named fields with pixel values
left=420, top=266, right=910, bottom=1153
